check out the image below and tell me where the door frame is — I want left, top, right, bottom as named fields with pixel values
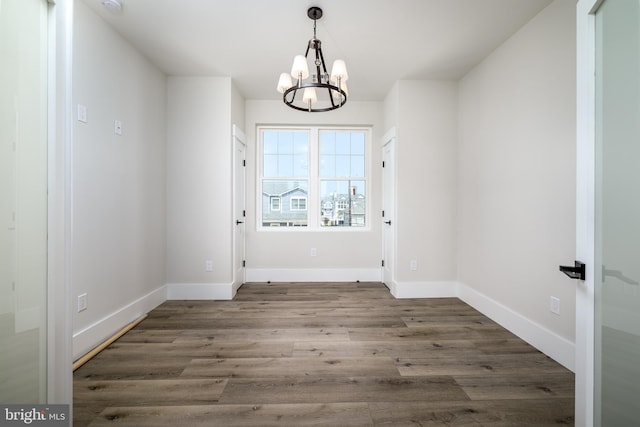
left=381, top=127, right=396, bottom=293
left=46, top=0, right=74, bottom=405
left=576, top=0, right=601, bottom=425
left=232, top=124, right=246, bottom=294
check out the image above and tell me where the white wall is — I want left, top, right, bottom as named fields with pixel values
left=166, top=77, right=243, bottom=298
left=457, top=0, right=576, bottom=349
left=392, top=81, right=458, bottom=287
left=244, top=100, right=384, bottom=282
left=72, top=1, right=167, bottom=358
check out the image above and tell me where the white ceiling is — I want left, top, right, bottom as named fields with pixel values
left=82, top=0, right=553, bottom=102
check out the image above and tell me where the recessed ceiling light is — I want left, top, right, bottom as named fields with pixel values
left=101, top=0, right=122, bottom=12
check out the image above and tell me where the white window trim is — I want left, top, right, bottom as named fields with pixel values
left=257, top=126, right=371, bottom=232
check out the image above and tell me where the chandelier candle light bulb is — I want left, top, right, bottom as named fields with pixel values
left=277, top=6, right=349, bottom=112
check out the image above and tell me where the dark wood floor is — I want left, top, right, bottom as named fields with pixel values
left=73, top=282, right=574, bottom=426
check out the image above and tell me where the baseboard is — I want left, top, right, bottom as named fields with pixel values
left=166, top=282, right=236, bottom=300
left=245, top=268, right=382, bottom=283
left=72, top=285, right=166, bottom=360
left=391, top=281, right=458, bottom=298
left=457, top=282, right=575, bottom=372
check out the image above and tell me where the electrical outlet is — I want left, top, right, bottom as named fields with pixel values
left=310, top=248, right=317, bottom=257
left=205, top=260, right=213, bottom=272
left=550, top=296, right=560, bottom=315
left=410, top=260, right=417, bottom=271
left=77, top=293, right=88, bottom=312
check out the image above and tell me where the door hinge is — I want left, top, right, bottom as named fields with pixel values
left=382, top=210, right=385, bottom=217
left=243, top=210, right=246, bottom=217
left=382, top=161, right=385, bottom=168
left=242, top=260, right=246, bottom=267
left=381, top=260, right=385, bottom=267
left=243, top=159, right=246, bottom=167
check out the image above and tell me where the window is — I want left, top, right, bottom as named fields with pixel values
left=259, top=127, right=369, bottom=230
left=270, top=196, right=281, bottom=211
left=290, top=197, right=307, bottom=211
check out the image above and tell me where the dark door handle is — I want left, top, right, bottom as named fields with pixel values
left=384, top=220, right=391, bottom=225
left=236, top=220, right=244, bottom=225
left=559, top=261, right=586, bottom=281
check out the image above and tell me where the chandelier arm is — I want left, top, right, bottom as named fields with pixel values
left=317, top=46, right=329, bottom=76
left=326, top=86, right=337, bottom=108
left=315, top=48, right=323, bottom=83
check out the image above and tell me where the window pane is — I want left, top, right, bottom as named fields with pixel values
left=320, top=155, right=335, bottom=177
left=320, top=180, right=366, bottom=227
left=264, top=155, right=278, bottom=177
left=293, top=154, right=308, bottom=177
left=262, top=130, right=309, bottom=178
left=278, top=131, right=294, bottom=154
left=319, top=130, right=366, bottom=178
left=279, top=154, right=294, bottom=176
left=336, top=132, right=350, bottom=155
left=335, top=155, right=350, bottom=176
left=263, top=131, right=278, bottom=154
left=320, top=132, right=335, bottom=154
left=262, top=180, right=308, bottom=227
left=351, top=132, right=365, bottom=155
left=351, top=155, right=365, bottom=177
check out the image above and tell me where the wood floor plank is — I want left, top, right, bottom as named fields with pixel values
left=348, top=324, right=517, bottom=342
left=139, top=315, right=407, bottom=329
left=180, top=356, right=400, bottom=379
left=74, top=282, right=574, bottom=426
left=396, top=353, right=569, bottom=376
left=174, top=327, right=351, bottom=342
left=218, top=376, right=469, bottom=404
left=292, top=340, right=480, bottom=358
left=114, top=329, right=184, bottom=343
left=96, top=341, right=294, bottom=359
left=454, top=373, right=576, bottom=400
left=89, top=403, right=373, bottom=426
left=74, top=378, right=227, bottom=405
left=74, top=356, right=193, bottom=381
left=368, top=399, right=575, bottom=426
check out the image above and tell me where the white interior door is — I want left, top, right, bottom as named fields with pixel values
left=233, top=125, right=246, bottom=293
left=576, top=1, right=640, bottom=425
left=382, top=134, right=396, bottom=290
left=593, top=0, right=640, bottom=425
left=0, top=0, right=49, bottom=403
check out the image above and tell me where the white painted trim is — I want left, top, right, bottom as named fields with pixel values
left=382, top=126, right=396, bottom=147
left=245, top=268, right=381, bottom=283
left=457, top=282, right=575, bottom=372
left=72, top=285, right=166, bottom=360
left=391, top=281, right=457, bottom=299
left=233, top=124, right=246, bottom=143
left=576, top=0, right=598, bottom=425
left=167, top=282, right=236, bottom=300
left=47, top=0, right=74, bottom=405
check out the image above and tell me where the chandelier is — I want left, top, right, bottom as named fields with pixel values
left=276, top=7, right=349, bottom=112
